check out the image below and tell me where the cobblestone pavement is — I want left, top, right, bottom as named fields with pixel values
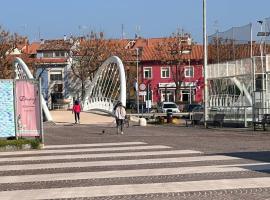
left=1, top=123, right=270, bottom=199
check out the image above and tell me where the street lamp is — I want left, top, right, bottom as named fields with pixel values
left=135, top=48, right=140, bottom=114
left=257, top=20, right=270, bottom=115
left=203, top=0, right=208, bottom=128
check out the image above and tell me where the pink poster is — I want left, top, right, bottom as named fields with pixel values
left=16, top=80, right=41, bottom=137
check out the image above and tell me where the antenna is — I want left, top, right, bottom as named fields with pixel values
left=135, top=25, right=141, bottom=38
left=121, top=24, right=124, bottom=39
left=38, top=27, right=41, bottom=41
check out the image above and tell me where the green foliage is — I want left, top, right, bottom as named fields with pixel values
left=0, top=138, right=41, bottom=150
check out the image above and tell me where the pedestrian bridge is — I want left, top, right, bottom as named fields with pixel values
left=207, top=55, right=270, bottom=122
left=13, top=56, right=126, bottom=121
left=82, top=56, right=126, bottom=114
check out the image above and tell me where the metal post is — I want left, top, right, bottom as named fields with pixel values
left=136, top=48, right=140, bottom=115
left=252, top=57, right=256, bottom=125
left=244, top=107, right=247, bottom=127
left=203, top=0, right=208, bottom=128
left=189, top=59, right=192, bottom=105
left=147, top=83, right=150, bottom=113
left=259, top=22, right=265, bottom=115
left=39, top=77, right=44, bottom=148
left=13, top=79, right=18, bottom=140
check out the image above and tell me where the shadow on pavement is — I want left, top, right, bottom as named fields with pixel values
left=219, top=151, right=270, bottom=174
left=222, top=151, right=270, bottom=163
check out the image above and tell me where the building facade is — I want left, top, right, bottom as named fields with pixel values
left=127, top=38, right=204, bottom=107
left=35, top=39, right=73, bottom=109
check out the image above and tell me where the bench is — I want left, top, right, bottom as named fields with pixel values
left=253, top=114, right=270, bottom=131
left=207, top=114, right=225, bottom=128
left=185, top=113, right=203, bottom=127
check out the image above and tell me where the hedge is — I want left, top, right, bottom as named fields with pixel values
left=0, top=138, right=41, bottom=150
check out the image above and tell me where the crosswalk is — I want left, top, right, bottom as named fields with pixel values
left=0, top=141, right=270, bottom=199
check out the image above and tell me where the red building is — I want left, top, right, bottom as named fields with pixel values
left=127, top=38, right=204, bottom=106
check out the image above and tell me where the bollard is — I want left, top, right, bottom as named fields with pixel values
left=139, top=118, right=147, bottom=126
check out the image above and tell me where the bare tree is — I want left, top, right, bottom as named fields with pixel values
left=0, top=26, right=27, bottom=79
left=69, top=32, right=130, bottom=100
left=155, top=30, right=193, bottom=102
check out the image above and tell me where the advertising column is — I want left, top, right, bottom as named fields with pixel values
left=16, top=80, right=41, bottom=137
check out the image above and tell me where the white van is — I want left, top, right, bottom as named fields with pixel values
left=158, top=102, right=180, bottom=113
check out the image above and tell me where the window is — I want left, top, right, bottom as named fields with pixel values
left=161, top=67, right=170, bottom=78
left=185, top=66, right=194, bottom=77
left=143, top=67, right=152, bottom=79
left=53, top=84, right=63, bottom=92
left=50, top=71, right=62, bottom=81
left=43, top=52, right=53, bottom=58
left=55, top=51, right=66, bottom=57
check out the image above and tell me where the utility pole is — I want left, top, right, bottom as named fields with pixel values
left=203, top=0, right=208, bottom=128
left=136, top=48, right=140, bottom=114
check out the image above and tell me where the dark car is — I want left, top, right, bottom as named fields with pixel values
left=128, top=101, right=153, bottom=113
left=181, top=104, right=203, bottom=119
left=182, top=104, right=201, bottom=112
left=192, top=105, right=204, bottom=112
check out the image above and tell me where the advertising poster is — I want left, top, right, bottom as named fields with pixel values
left=0, top=80, right=15, bottom=137
left=16, top=80, right=41, bottom=137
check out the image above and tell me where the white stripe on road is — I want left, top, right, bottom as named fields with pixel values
left=0, top=155, right=240, bottom=171
left=1, top=163, right=269, bottom=184
left=44, top=142, right=147, bottom=149
left=1, top=177, right=270, bottom=199
left=0, top=145, right=171, bottom=156
left=0, top=150, right=202, bottom=162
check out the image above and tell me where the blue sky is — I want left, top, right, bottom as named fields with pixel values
left=1, top=0, right=270, bottom=42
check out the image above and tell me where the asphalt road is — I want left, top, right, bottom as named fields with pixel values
left=1, top=123, right=270, bottom=199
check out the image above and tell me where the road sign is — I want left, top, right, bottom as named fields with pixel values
left=139, top=91, right=147, bottom=96
left=139, top=83, right=146, bottom=91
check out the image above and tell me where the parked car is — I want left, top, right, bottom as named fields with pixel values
left=129, top=102, right=153, bottom=113
left=158, top=102, right=180, bottom=113
left=182, top=104, right=201, bottom=112
left=192, top=105, right=204, bottom=112
left=181, top=104, right=203, bottom=119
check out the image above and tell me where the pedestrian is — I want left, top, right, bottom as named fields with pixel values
left=114, top=101, right=126, bottom=134
left=72, top=100, right=81, bottom=124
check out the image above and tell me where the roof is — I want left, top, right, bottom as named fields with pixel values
left=37, top=39, right=72, bottom=51
left=138, top=44, right=203, bottom=61
left=126, top=38, right=203, bottom=62
left=22, top=42, right=41, bottom=54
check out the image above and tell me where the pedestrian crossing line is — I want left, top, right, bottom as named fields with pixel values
left=0, top=163, right=269, bottom=184
left=44, top=142, right=147, bottom=149
left=1, top=177, right=270, bottom=199
left=0, top=155, right=241, bottom=171
left=0, top=145, right=171, bottom=156
left=0, top=150, right=202, bottom=162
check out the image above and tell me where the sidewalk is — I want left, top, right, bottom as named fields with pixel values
left=50, top=110, right=115, bottom=125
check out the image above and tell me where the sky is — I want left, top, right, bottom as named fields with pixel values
left=1, top=0, right=270, bottom=43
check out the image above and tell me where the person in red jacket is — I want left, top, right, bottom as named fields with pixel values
left=72, top=100, right=81, bottom=124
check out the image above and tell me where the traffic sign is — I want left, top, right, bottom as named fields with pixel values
left=139, top=91, right=147, bottom=96
left=139, top=83, right=146, bottom=91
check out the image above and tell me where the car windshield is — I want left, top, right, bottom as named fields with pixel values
left=163, top=103, right=177, bottom=108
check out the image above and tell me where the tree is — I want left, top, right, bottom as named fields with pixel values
left=69, top=32, right=130, bottom=100
left=155, top=30, right=193, bottom=102
left=0, top=26, right=28, bottom=79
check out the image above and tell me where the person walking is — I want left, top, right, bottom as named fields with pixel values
left=114, top=101, right=126, bottom=134
left=72, top=100, right=81, bottom=124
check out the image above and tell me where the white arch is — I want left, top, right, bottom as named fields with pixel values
left=83, top=56, right=126, bottom=113
left=14, top=57, right=53, bottom=121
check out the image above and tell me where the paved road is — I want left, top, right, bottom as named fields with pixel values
left=0, top=124, right=270, bottom=199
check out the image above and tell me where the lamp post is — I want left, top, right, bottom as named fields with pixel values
left=136, top=48, right=140, bottom=114
left=203, top=0, right=208, bottom=128
left=257, top=20, right=270, bottom=115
